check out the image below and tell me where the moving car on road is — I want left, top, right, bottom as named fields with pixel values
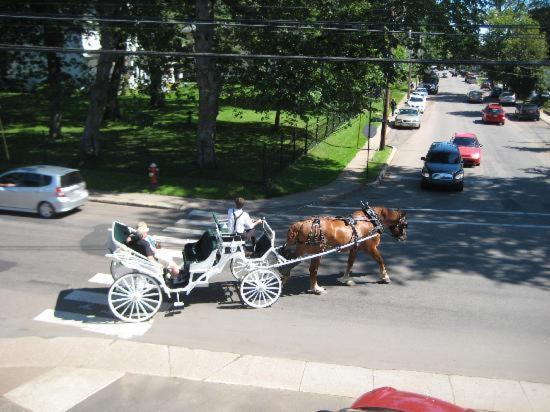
left=514, top=103, right=540, bottom=121
left=394, top=107, right=421, bottom=129
left=406, top=96, right=426, bottom=113
left=451, top=133, right=482, bottom=166
left=0, top=165, right=88, bottom=218
left=499, top=91, right=516, bottom=105
left=490, top=86, right=503, bottom=98
left=414, top=87, right=429, bottom=97
left=467, top=90, right=483, bottom=103
left=482, top=103, right=506, bottom=125
left=480, top=79, right=492, bottom=90
left=421, top=142, right=464, bottom=191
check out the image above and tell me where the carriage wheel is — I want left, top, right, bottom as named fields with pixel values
left=108, top=273, right=162, bottom=322
left=230, top=256, right=252, bottom=280
left=110, top=261, right=133, bottom=280
left=239, top=269, right=282, bottom=309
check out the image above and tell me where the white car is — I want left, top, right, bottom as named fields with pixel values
left=406, top=96, right=426, bottom=113
left=0, top=165, right=88, bottom=218
left=394, top=108, right=421, bottom=129
left=414, top=88, right=429, bottom=97
left=410, top=92, right=427, bottom=100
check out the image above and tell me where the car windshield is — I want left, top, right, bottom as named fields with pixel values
left=521, top=105, right=538, bottom=110
left=427, top=151, right=461, bottom=164
left=453, top=138, right=477, bottom=147
left=501, top=92, right=513, bottom=97
left=416, top=89, right=427, bottom=93
left=398, top=109, right=418, bottom=115
left=410, top=97, right=422, bottom=102
left=487, top=108, right=503, bottom=114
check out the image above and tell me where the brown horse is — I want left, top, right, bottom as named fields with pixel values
left=279, top=206, right=407, bottom=294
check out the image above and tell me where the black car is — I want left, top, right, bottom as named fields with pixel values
left=422, top=82, right=439, bottom=94
left=421, top=142, right=464, bottom=191
left=490, top=87, right=503, bottom=98
left=515, top=104, right=540, bottom=121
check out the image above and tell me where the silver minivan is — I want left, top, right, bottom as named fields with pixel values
left=0, top=165, right=88, bottom=218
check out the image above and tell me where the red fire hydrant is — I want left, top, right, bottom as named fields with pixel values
left=148, top=163, right=159, bottom=189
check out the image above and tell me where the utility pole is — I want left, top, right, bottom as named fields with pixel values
left=380, top=75, right=390, bottom=151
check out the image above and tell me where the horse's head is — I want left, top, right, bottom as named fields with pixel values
left=388, top=210, right=408, bottom=241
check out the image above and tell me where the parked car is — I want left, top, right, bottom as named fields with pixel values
left=451, top=133, right=482, bottom=166
left=406, top=96, right=426, bottom=113
left=422, top=82, right=439, bottom=94
left=410, top=91, right=426, bottom=100
left=514, top=103, right=540, bottom=121
left=467, top=90, right=483, bottom=103
left=482, top=103, right=506, bottom=125
left=499, top=91, right=516, bottom=105
left=414, top=87, right=429, bottom=97
left=480, top=79, right=492, bottom=90
left=348, top=387, right=475, bottom=412
left=0, top=165, right=88, bottom=218
left=394, top=107, right=421, bottom=129
left=490, top=86, right=503, bottom=98
left=421, top=142, right=464, bottom=191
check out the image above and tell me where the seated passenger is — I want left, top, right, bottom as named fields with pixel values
left=227, top=197, right=263, bottom=243
left=127, top=222, right=180, bottom=277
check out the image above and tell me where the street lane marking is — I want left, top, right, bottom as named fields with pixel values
left=176, top=218, right=212, bottom=226
left=5, top=367, right=124, bottom=412
left=34, top=309, right=152, bottom=339
left=408, top=219, right=550, bottom=230
left=305, top=204, right=550, bottom=217
left=162, top=226, right=204, bottom=235
left=188, top=209, right=217, bottom=217
left=88, top=273, right=113, bottom=285
left=154, top=235, right=192, bottom=245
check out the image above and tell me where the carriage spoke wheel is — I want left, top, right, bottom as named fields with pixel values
left=108, top=273, right=162, bottom=322
left=239, top=269, right=281, bottom=309
left=230, top=256, right=252, bottom=280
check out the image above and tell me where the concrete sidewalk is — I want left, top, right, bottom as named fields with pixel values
left=1, top=336, right=549, bottom=412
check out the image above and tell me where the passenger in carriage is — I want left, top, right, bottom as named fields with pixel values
left=227, top=197, right=263, bottom=244
left=126, top=221, right=180, bottom=277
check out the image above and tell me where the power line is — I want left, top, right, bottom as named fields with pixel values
left=1, top=43, right=548, bottom=67
left=0, top=13, right=540, bottom=30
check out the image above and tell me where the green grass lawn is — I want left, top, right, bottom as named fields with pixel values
left=0, top=83, right=407, bottom=199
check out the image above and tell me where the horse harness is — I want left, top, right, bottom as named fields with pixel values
left=303, top=204, right=384, bottom=250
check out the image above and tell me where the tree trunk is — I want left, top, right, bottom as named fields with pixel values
left=80, top=24, right=115, bottom=157
left=273, top=109, right=281, bottom=130
left=148, top=59, right=165, bottom=108
left=104, top=46, right=125, bottom=120
left=194, top=0, right=219, bottom=168
left=44, top=25, right=64, bottom=140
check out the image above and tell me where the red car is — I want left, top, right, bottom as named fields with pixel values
left=451, top=133, right=482, bottom=166
left=482, top=103, right=505, bottom=125
left=347, top=386, right=475, bottom=412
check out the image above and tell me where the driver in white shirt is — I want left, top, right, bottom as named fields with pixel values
left=227, top=197, right=263, bottom=242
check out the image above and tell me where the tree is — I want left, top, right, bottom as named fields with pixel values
left=194, top=0, right=220, bottom=168
left=482, top=9, right=548, bottom=97
left=80, top=1, right=126, bottom=157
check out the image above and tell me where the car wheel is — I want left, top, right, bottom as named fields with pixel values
left=456, top=182, right=464, bottom=192
left=38, top=202, right=55, bottom=218
left=420, top=180, right=429, bottom=190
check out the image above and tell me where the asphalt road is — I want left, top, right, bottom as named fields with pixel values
left=1, top=76, right=549, bottom=387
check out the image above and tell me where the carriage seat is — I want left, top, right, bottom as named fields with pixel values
left=108, top=221, right=133, bottom=254
left=183, top=229, right=219, bottom=262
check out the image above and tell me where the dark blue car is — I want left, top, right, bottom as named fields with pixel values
left=421, top=142, right=464, bottom=191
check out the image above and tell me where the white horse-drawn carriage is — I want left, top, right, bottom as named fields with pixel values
left=105, top=214, right=286, bottom=322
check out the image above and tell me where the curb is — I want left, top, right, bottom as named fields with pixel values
left=88, top=196, right=175, bottom=210
left=1, top=336, right=548, bottom=412
left=367, top=145, right=397, bottom=187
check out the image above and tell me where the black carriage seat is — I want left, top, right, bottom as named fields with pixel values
left=253, top=233, right=271, bottom=258
left=183, top=229, right=219, bottom=263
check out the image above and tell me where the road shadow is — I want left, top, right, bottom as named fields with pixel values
left=428, top=92, right=466, bottom=104
left=447, top=110, right=482, bottom=118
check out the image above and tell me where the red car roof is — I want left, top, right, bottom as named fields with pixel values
left=350, top=387, right=475, bottom=412
left=454, top=133, right=477, bottom=139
